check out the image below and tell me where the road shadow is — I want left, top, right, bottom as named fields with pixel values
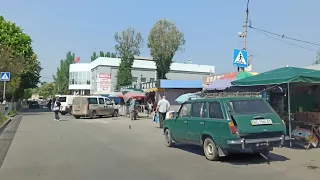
left=173, top=144, right=289, bottom=165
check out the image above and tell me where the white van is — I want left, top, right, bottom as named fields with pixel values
left=72, top=96, right=118, bottom=119
left=57, top=95, right=77, bottom=115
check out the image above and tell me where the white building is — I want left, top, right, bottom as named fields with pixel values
left=69, top=63, right=92, bottom=95
left=69, top=56, right=215, bottom=94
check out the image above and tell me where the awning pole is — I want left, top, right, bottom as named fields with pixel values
left=287, top=83, right=292, bottom=147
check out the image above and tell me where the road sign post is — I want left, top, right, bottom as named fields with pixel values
left=233, top=49, right=248, bottom=71
left=1, top=72, right=11, bottom=101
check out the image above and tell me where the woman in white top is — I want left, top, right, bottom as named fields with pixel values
left=53, top=100, right=61, bottom=121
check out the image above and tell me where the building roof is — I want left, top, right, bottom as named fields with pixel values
left=91, top=57, right=215, bottom=73
left=70, top=63, right=92, bottom=72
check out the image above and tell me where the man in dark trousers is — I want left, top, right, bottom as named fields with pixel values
left=156, top=96, right=170, bottom=128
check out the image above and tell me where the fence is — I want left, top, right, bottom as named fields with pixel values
left=0, top=102, right=18, bottom=115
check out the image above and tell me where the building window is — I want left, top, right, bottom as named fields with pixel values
left=69, top=71, right=91, bottom=85
left=132, top=77, right=138, bottom=83
left=150, top=78, right=155, bottom=82
left=141, top=77, right=146, bottom=83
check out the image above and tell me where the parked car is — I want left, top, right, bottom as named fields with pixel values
left=72, top=96, right=118, bottom=119
left=57, top=95, right=77, bottom=115
left=29, top=101, right=40, bottom=109
left=163, top=95, right=287, bottom=161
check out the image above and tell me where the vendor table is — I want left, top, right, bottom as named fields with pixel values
left=292, top=121, right=320, bottom=150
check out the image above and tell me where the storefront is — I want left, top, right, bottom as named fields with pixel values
left=232, top=66, right=320, bottom=149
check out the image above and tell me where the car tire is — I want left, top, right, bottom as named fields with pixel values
left=112, top=110, right=118, bottom=117
left=203, top=137, right=219, bottom=161
left=61, top=112, right=67, bottom=115
left=74, top=115, right=80, bottom=119
left=164, top=129, right=175, bottom=147
left=90, top=111, right=97, bottom=119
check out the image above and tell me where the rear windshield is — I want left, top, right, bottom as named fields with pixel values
left=58, top=97, right=67, bottom=102
left=229, top=99, right=273, bottom=114
left=88, top=98, right=98, bottom=104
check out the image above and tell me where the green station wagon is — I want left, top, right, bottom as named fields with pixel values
left=163, top=95, right=287, bottom=161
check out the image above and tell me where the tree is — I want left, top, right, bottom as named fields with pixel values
left=23, top=88, right=33, bottom=99
left=148, top=19, right=185, bottom=79
left=0, top=45, right=25, bottom=101
left=0, top=16, right=42, bottom=99
left=313, top=50, right=320, bottom=65
left=53, top=51, right=75, bottom=95
left=38, top=82, right=55, bottom=98
left=91, top=51, right=117, bottom=61
left=114, top=27, right=144, bottom=89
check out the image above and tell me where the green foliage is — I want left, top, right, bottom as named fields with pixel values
left=53, top=51, right=75, bottom=95
left=148, top=19, right=185, bottom=79
left=0, top=114, right=8, bottom=126
left=38, top=82, right=55, bottom=98
left=23, top=88, right=33, bottom=99
left=313, top=50, right=320, bottom=65
left=91, top=51, right=117, bottom=61
left=0, top=16, right=41, bottom=96
left=114, top=27, right=143, bottom=89
left=0, top=45, right=25, bottom=101
left=9, top=110, right=17, bottom=117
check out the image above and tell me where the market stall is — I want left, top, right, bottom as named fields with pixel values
left=232, top=66, right=320, bottom=147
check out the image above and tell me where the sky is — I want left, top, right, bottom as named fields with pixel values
left=1, top=0, right=320, bottom=82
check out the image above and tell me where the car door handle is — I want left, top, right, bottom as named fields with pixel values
left=200, top=122, right=205, bottom=125
left=184, top=121, right=188, bottom=124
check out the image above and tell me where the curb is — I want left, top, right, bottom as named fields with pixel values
left=0, top=118, right=12, bottom=135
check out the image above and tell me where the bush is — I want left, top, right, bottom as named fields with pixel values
left=9, top=110, right=17, bottom=117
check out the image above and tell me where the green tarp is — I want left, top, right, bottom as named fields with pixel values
left=231, top=66, right=320, bottom=86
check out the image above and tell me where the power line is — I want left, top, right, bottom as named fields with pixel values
left=249, top=25, right=320, bottom=47
left=253, top=29, right=317, bottom=51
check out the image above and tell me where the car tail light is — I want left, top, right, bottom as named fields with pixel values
left=229, top=122, right=237, bottom=134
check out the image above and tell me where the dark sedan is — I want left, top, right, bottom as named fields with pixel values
left=29, top=101, right=40, bottom=109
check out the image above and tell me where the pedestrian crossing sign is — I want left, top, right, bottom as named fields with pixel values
left=0, top=72, right=10, bottom=81
left=233, top=49, right=248, bottom=68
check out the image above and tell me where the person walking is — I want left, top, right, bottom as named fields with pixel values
left=157, top=96, right=170, bottom=128
left=129, top=98, right=137, bottom=120
left=53, top=99, right=61, bottom=121
left=147, top=100, right=153, bottom=117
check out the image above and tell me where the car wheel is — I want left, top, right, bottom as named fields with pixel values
left=90, top=111, right=97, bottom=119
left=61, top=112, right=67, bottom=115
left=164, top=129, right=175, bottom=147
left=112, top=110, right=118, bottom=117
left=203, top=137, right=219, bottom=161
left=74, top=115, right=80, bottom=119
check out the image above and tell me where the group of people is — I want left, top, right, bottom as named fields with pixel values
left=128, top=96, right=170, bottom=128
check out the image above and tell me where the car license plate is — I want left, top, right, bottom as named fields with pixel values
left=251, top=119, right=273, bottom=125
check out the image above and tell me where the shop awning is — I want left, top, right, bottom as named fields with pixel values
left=231, top=67, right=320, bottom=86
left=204, top=71, right=258, bottom=90
left=145, top=88, right=164, bottom=93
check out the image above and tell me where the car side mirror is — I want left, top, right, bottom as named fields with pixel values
left=106, top=101, right=112, bottom=105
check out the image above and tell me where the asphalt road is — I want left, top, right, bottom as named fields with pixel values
left=0, top=109, right=319, bottom=180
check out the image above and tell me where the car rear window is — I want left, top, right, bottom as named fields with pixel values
left=58, top=97, right=67, bottom=102
left=88, top=98, right=98, bottom=104
left=229, top=99, right=273, bottom=114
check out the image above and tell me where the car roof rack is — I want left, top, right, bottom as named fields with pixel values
left=201, top=92, right=261, bottom=98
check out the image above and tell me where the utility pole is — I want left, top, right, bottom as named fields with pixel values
left=239, top=0, right=250, bottom=72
